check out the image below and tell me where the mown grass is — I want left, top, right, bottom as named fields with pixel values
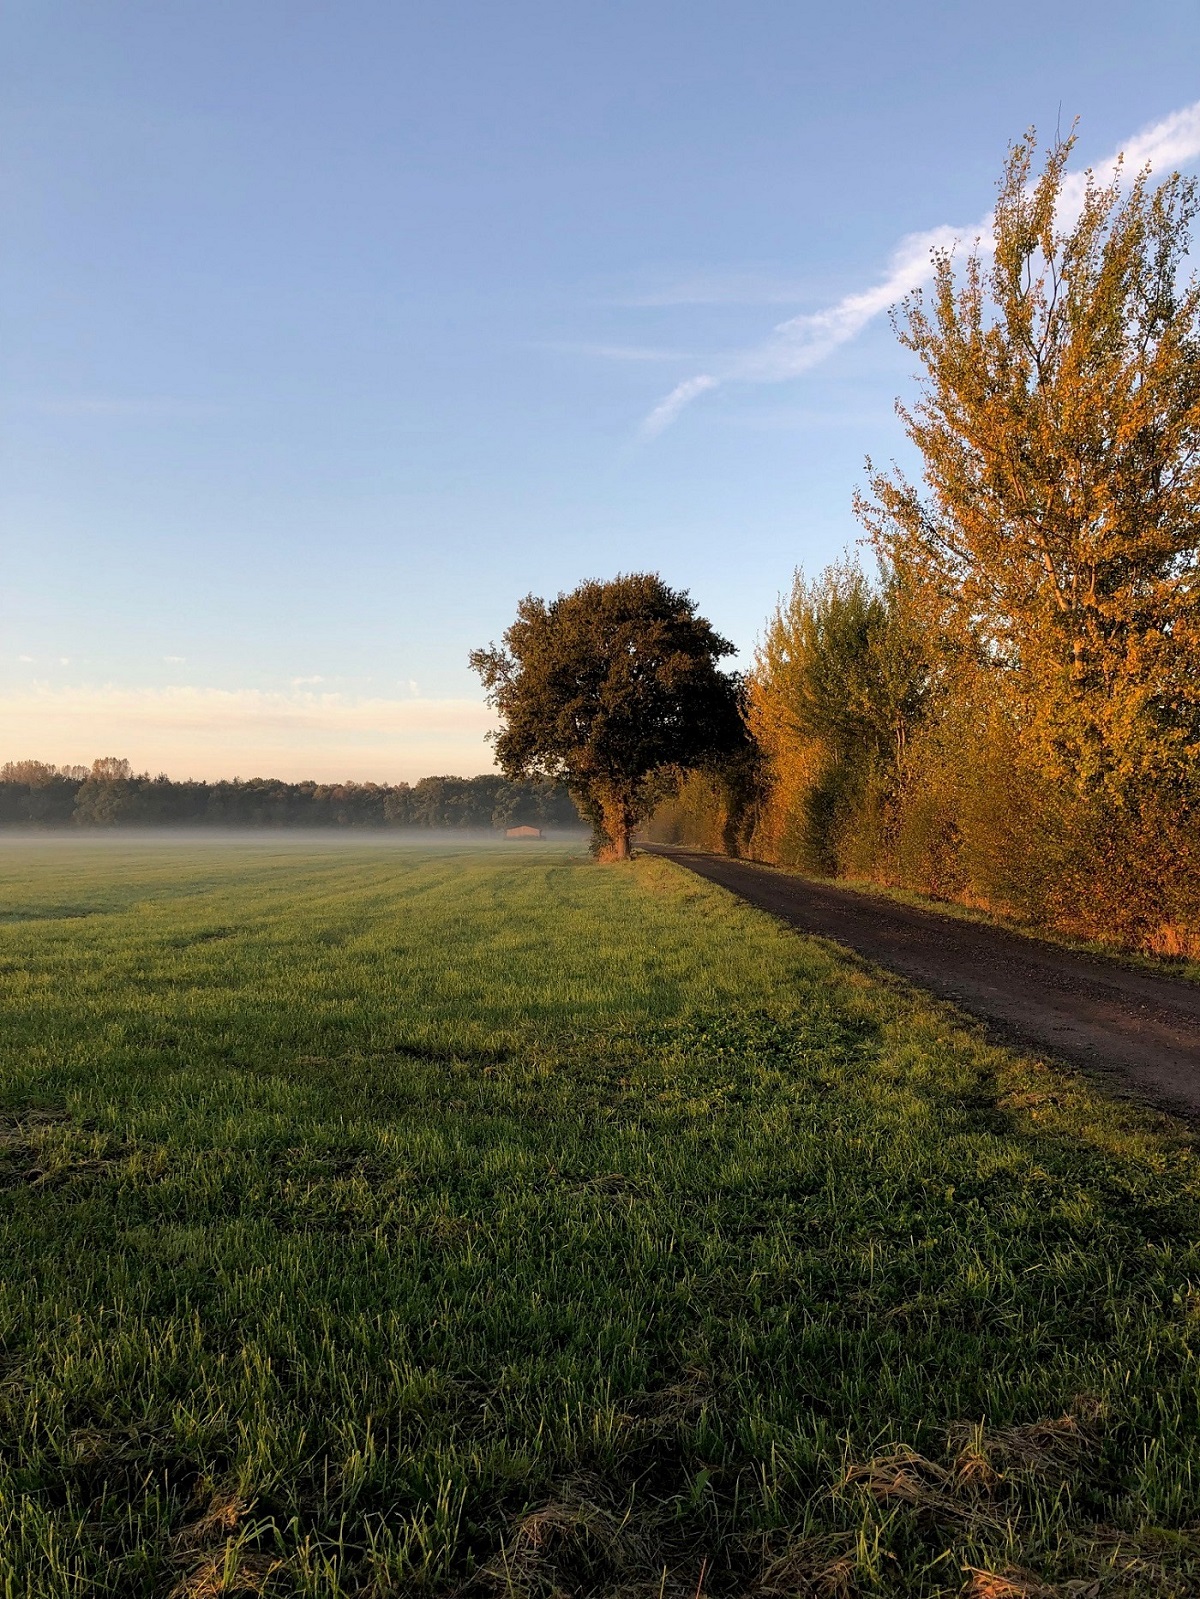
left=1, top=837, right=1199, bottom=1598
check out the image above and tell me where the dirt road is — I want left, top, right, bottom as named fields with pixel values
left=646, top=845, right=1200, bottom=1119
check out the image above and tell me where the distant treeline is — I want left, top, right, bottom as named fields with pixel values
left=0, top=759, right=582, bottom=830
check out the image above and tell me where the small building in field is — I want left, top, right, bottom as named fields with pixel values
left=505, top=824, right=542, bottom=839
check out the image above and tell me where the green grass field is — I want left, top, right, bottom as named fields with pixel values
left=2, top=838, right=1199, bottom=1598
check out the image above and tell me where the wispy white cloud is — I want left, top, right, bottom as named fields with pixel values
left=0, top=685, right=498, bottom=783
left=727, top=224, right=964, bottom=387
left=1121, top=99, right=1200, bottom=174
left=641, top=374, right=720, bottom=438
left=644, top=100, right=1200, bottom=434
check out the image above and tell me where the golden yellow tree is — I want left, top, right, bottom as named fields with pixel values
left=747, top=560, right=927, bottom=872
left=857, top=131, right=1200, bottom=800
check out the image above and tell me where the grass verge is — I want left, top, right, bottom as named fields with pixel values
left=656, top=843, right=1200, bottom=986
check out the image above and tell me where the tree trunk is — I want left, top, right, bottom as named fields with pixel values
left=597, top=787, right=635, bottom=862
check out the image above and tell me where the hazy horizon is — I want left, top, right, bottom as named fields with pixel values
left=0, top=688, right=499, bottom=784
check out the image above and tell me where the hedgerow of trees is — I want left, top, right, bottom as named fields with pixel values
left=650, top=129, right=1200, bottom=955
left=0, top=759, right=581, bottom=831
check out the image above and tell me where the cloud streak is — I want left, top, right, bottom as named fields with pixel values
left=641, top=374, right=720, bottom=438
left=643, top=99, right=1200, bottom=434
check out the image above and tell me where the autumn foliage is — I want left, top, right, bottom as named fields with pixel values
left=651, top=131, right=1200, bottom=954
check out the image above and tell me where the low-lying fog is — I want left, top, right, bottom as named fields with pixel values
left=0, top=828, right=589, bottom=849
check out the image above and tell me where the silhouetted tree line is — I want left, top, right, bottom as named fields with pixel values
left=0, top=758, right=581, bottom=831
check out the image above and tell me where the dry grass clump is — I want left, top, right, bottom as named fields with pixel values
left=472, top=1479, right=658, bottom=1598
left=961, top=1568, right=1062, bottom=1598
left=837, top=1416, right=1092, bottom=1526
left=948, top=1414, right=1093, bottom=1492
left=169, top=1493, right=281, bottom=1599
left=749, top=1535, right=860, bottom=1597
left=628, top=1366, right=714, bottom=1436
left=169, top=1553, right=280, bottom=1599
left=844, top=1445, right=971, bottom=1519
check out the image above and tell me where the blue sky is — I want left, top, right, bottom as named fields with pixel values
left=3, top=1, right=1199, bottom=779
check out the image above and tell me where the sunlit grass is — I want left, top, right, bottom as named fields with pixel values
left=1, top=838, right=1198, bottom=1596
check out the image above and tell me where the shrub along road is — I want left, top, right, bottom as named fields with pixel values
left=646, top=845, right=1200, bottom=1118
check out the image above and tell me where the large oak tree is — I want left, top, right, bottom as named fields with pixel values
left=470, top=573, right=742, bottom=859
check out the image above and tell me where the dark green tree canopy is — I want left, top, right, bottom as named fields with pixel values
left=470, top=573, right=742, bottom=858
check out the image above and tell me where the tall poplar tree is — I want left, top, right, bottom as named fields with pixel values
left=857, top=131, right=1200, bottom=800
